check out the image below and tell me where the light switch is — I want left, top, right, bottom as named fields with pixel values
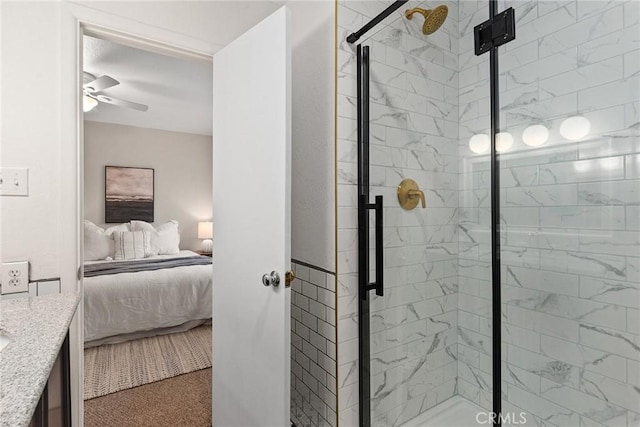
left=0, top=168, right=29, bottom=196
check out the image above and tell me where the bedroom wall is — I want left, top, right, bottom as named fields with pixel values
left=83, top=121, right=213, bottom=252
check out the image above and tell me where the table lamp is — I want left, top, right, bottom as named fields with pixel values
left=198, top=221, right=213, bottom=253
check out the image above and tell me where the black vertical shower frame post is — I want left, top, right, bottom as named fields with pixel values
left=489, top=0, right=502, bottom=424
left=357, top=44, right=372, bottom=427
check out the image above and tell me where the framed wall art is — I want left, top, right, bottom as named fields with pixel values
left=105, top=166, right=154, bottom=223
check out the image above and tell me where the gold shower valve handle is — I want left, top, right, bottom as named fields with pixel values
left=397, top=178, right=426, bottom=210
left=408, top=189, right=426, bottom=208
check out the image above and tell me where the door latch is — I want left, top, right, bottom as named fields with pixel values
left=285, top=270, right=295, bottom=288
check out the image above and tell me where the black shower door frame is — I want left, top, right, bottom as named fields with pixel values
left=351, top=0, right=508, bottom=426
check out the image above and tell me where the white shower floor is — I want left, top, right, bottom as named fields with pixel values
left=401, top=396, right=485, bottom=427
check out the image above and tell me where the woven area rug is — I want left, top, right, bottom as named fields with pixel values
left=84, top=325, right=212, bottom=400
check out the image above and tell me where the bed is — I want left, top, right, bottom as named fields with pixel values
left=83, top=250, right=212, bottom=347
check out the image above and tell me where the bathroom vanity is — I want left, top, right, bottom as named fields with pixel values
left=0, top=293, right=79, bottom=427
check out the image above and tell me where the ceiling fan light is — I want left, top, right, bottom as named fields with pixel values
left=83, top=95, right=98, bottom=112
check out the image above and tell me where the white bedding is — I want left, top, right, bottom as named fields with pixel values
left=83, top=250, right=212, bottom=344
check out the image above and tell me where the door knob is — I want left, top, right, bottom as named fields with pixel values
left=262, top=271, right=281, bottom=287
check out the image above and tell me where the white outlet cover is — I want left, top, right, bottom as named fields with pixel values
left=1, top=261, right=29, bottom=294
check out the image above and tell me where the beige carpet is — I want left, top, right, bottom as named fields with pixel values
left=84, top=325, right=212, bottom=400
left=85, top=368, right=212, bottom=427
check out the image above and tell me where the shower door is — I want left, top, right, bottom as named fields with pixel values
left=344, top=0, right=639, bottom=425
left=352, top=1, right=492, bottom=424
left=497, top=0, right=640, bottom=425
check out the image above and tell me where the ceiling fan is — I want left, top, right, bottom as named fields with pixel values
left=83, top=72, right=149, bottom=113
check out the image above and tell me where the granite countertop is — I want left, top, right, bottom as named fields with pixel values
left=0, top=293, right=80, bottom=427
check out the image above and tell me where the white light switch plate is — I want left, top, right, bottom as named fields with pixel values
left=1, top=261, right=30, bottom=294
left=0, top=168, right=29, bottom=196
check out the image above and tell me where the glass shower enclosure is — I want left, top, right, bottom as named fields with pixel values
left=337, top=0, right=639, bottom=426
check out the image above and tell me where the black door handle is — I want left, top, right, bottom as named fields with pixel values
left=373, top=195, right=383, bottom=296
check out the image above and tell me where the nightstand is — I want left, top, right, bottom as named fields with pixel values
left=195, top=250, right=212, bottom=257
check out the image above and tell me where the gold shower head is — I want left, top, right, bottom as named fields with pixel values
left=405, top=5, right=448, bottom=35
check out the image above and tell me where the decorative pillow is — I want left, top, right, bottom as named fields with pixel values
left=84, top=220, right=130, bottom=261
left=112, top=230, right=151, bottom=261
left=130, top=220, right=180, bottom=255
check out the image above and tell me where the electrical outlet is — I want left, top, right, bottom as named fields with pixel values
left=1, top=261, right=29, bottom=294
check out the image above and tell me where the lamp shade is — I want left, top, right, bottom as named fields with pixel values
left=198, top=221, right=213, bottom=239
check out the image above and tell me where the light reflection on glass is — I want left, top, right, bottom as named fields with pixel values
left=560, top=116, right=591, bottom=140
left=522, top=124, right=549, bottom=147
left=496, top=132, right=513, bottom=152
left=469, top=134, right=490, bottom=154
left=574, top=160, right=592, bottom=173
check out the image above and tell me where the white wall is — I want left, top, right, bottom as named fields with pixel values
left=290, top=0, right=336, bottom=272
left=84, top=121, right=212, bottom=251
left=1, top=1, right=66, bottom=281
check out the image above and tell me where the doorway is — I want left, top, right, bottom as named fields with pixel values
left=74, top=6, right=293, bottom=426
left=80, top=30, right=213, bottom=426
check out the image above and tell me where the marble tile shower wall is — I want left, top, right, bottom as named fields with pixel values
left=337, top=1, right=460, bottom=425
left=291, top=262, right=338, bottom=427
left=455, top=0, right=493, bottom=413
left=459, top=0, right=640, bottom=425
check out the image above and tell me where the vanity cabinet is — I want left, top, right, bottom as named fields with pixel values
left=29, top=334, right=71, bottom=427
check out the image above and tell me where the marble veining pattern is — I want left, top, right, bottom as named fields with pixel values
left=492, top=0, right=640, bottom=424
left=337, top=0, right=460, bottom=424
left=337, top=0, right=639, bottom=425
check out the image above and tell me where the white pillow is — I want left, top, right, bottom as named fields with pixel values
left=113, top=230, right=151, bottom=261
left=130, top=220, right=180, bottom=255
left=84, top=220, right=130, bottom=261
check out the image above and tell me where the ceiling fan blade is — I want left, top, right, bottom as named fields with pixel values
left=85, top=75, right=119, bottom=93
left=96, top=95, right=149, bottom=112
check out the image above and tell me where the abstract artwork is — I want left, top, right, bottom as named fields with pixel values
left=105, top=166, right=154, bottom=223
